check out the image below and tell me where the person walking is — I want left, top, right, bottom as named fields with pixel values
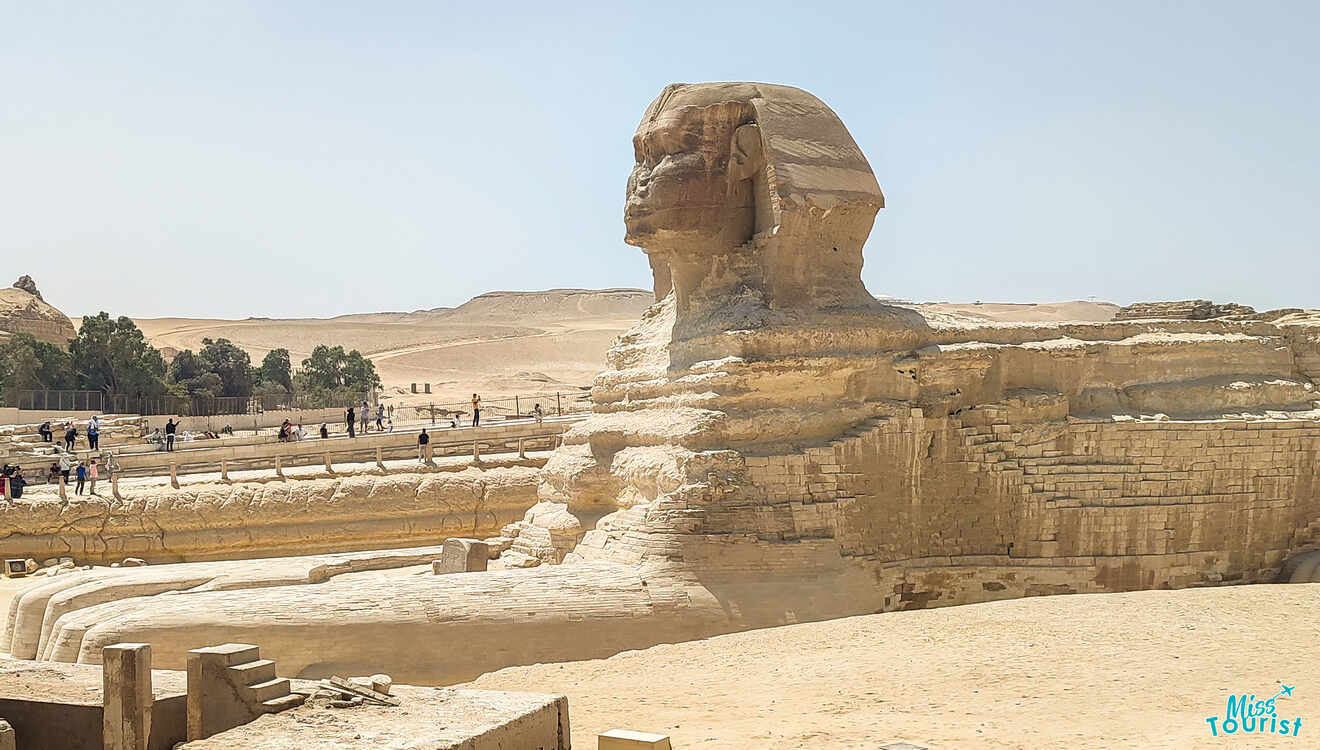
left=38, top=421, right=52, bottom=442
left=88, top=457, right=99, bottom=496
left=164, top=419, right=179, bottom=451
left=375, top=403, right=385, bottom=431
left=533, top=403, right=543, bottom=424
left=87, top=415, right=101, bottom=451
left=346, top=406, right=356, bottom=438
left=360, top=401, right=370, bottom=434
left=74, top=460, right=87, bottom=495
left=471, top=393, right=481, bottom=428
left=64, top=423, right=78, bottom=452
left=418, top=427, right=430, bottom=462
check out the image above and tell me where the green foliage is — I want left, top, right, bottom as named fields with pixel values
left=0, top=333, right=74, bottom=391
left=300, top=344, right=379, bottom=392
left=67, top=313, right=167, bottom=397
left=257, top=348, right=293, bottom=391
left=196, top=338, right=253, bottom=397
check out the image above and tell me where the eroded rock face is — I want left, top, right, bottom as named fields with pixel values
left=13, top=275, right=42, bottom=300
left=1113, top=299, right=1256, bottom=321
left=0, top=283, right=76, bottom=347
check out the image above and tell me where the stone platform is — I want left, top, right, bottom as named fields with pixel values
left=179, top=686, right=569, bottom=750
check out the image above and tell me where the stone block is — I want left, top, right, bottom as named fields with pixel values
left=103, top=642, right=152, bottom=750
left=433, top=538, right=490, bottom=574
left=599, top=728, right=673, bottom=749
left=0, top=720, right=13, bottom=750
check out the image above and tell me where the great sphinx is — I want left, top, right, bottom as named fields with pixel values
left=12, top=82, right=1320, bottom=684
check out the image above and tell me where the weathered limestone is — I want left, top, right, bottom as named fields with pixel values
left=434, top=538, right=489, bottom=574
left=1114, top=299, right=1255, bottom=321
left=0, top=464, right=541, bottom=563
left=16, top=81, right=1319, bottom=687
left=0, top=720, right=13, bottom=750
left=103, top=643, right=152, bottom=750
left=186, top=643, right=303, bottom=741
left=0, top=279, right=75, bottom=346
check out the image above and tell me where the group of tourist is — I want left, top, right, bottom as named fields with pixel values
left=344, top=401, right=395, bottom=437
left=36, top=415, right=102, bottom=451
left=0, top=464, right=27, bottom=499
left=277, top=420, right=307, bottom=442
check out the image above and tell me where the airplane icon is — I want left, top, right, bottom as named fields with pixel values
left=1280, top=685, right=1295, bottom=698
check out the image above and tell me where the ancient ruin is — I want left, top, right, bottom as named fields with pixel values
left=0, top=277, right=76, bottom=347
left=3, top=81, right=1320, bottom=693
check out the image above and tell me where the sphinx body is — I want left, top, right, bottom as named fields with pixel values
left=15, top=82, right=1320, bottom=684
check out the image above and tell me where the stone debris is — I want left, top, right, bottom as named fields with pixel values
left=121, top=558, right=146, bottom=567
left=1113, top=299, right=1256, bottom=321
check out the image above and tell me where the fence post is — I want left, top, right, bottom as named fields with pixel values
left=169, top=463, right=179, bottom=489
left=274, top=456, right=283, bottom=478
left=472, top=441, right=480, bottom=462
left=112, top=472, right=121, bottom=500
left=2, top=477, right=10, bottom=502
left=324, top=452, right=334, bottom=473
left=424, top=443, right=433, bottom=464
left=556, top=392, right=562, bottom=416
left=220, top=460, right=228, bottom=481
left=515, top=395, right=519, bottom=417
left=58, top=475, right=68, bottom=501
left=430, top=403, right=435, bottom=425
left=518, top=438, right=525, bottom=459
left=376, top=447, right=385, bottom=471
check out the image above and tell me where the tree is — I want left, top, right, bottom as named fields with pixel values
left=197, top=338, right=253, bottom=397
left=167, top=349, right=205, bottom=384
left=299, top=345, right=379, bottom=392
left=0, top=333, right=74, bottom=392
left=258, top=348, right=293, bottom=391
left=68, top=313, right=167, bottom=396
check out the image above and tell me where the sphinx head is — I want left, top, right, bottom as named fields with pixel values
left=625, top=82, right=885, bottom=315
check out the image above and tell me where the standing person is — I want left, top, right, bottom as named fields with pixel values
left=87, top=415, right=101, bottom=450
left=417, top=427, right=430, bottom=462
left=8, top=468, right=25, bottom=499
left=164, top=419, right=179, bottom=451
left=74, top=460, right=87, bottom=495
left=319, top=423, right=329, bottom=440
left=295, top=423, right=306, bottom=441
left=360, top=401, right=370, bottom=434
left=88, top=457, right=99, bottom=496
left=471, top=393, right=481, bottom=427
left=59, top=450, right=73, bottom=484
left=38, top=421, right=52, bottom=442
left=388, top=404, right=394, bottom=420
left=375, top=403, right=385, bottom=431
left=533, top=403, right=543, bottom=424
left=64, top=423, right=78, bottom=452
left=346, top=406, right=356, bottom=438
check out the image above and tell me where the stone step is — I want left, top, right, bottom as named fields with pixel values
left=247, top=677, right=291, bottom=702
left=261, top=693, right=306, bottom=712
left=206, top=643, right=261, bottom=667
left=228, top=658, right=276, bottom=684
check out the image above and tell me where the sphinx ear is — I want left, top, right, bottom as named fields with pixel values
left=729, top=123, right=764, bottom=182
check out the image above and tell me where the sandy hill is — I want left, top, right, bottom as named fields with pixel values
left=469, top=584, right=1319, bottom=749
left=912, top=299, right=1119, bottom=323
left=135, top=288, right=654, bottom=406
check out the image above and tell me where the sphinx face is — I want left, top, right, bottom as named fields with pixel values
left=624, top=98, right=755, bottom=254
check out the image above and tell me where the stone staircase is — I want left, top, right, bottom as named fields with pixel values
left=188, top=643, right=305, bottom=740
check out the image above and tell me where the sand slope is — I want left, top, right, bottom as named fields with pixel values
left=468, top=585, right=1320, bottom=749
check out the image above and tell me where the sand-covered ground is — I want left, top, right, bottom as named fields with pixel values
left=468, top=585, right=1319, bottom=749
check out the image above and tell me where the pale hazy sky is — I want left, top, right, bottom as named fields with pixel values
left=3, top=1, right=1317, bottom=319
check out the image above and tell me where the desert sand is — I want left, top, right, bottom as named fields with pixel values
left=469, top=584, right=1319, bottom=749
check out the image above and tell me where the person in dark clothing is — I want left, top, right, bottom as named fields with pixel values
left=346, top=407, right=356, bottom=438
left=164, top=419, right=179, bottom=451
left=319, top=423, right=329, bottom=440
left=8, top=468, right=26, bottom=499
left=75, top=461, right=87, bottom=495
left=64, top=425, right=77, bottom=452
left=38, top=422, right=52, bottom=442
left=87, top=415, right=100, bottom=450
left=418, top=428, right=430, bottom=462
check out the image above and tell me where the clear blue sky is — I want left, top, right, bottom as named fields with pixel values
left=4, top=1, right=1317, bottom=318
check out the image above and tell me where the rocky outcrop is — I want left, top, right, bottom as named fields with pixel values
left=1113, top=299, right=1256, bottom=321
left=0, top=279, right=76, bottom=346
left=0, top=465, right=540, bottom=563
